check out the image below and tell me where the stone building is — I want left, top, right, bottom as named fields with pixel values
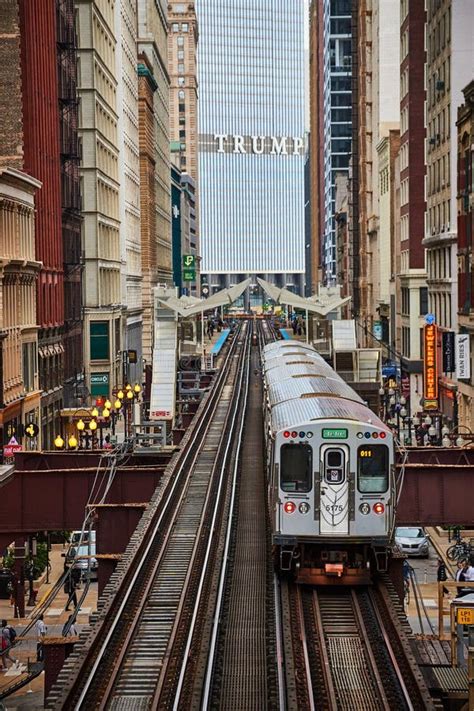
left=456, top=80, right=474, bottom=430
left=0, top=168, right=42, bottom=457
left=423, top=0, right=474, bottom=423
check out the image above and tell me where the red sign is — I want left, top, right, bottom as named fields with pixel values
left=423, top=324, right=438, bottom=408
left=3, top=436, right=22, bottom=458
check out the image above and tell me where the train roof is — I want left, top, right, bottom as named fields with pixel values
left=262, top=340, right=387, bottom=432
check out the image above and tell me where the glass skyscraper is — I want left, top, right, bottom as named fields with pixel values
left=197, top=0, right=306, bottom=292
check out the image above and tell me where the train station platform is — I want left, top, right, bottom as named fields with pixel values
left=210, top=328, right=230, bottom=355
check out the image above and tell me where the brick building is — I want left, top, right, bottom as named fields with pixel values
left=457, top=80, right=474, bottom=430
left=398, top=0, right=427, bottom=416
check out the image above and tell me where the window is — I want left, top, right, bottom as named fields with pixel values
left=182, top=22, right=188, bottom=32
left=177, top=50, right=184, bottom=60
left=178, top=63, right=185, bottom=73
left=280, top=443, right=312, bottom=493
left=178, top=90, right=185, bottom=99
left=178, top=77, right=185, bottom=86
left=177, top=36, right=184, bottom=46
left=90, top=321, right=109, bottom=361
left=172, top=23, right=179, bottom=32
left=419, top=287, right=428, bottom=315
left=357, top=445, right=389, bottom=493
left=22, top=342, right=37, bottom=392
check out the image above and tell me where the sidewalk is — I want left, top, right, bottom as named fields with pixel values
left=0, top=544, right=97, bottom=709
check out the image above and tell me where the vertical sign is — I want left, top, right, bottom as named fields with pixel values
left=442, top=331, right=455, bottom=373
left=423, top=323, right=438, bottom=409
left=456, top=334, right=471, bottom=379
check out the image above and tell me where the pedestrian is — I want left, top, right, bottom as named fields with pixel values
left=35, top=614, right=47, bottom=662
left=437, top=558, right=449, bottom=597
left=65, top=571, right=78, bottom=611
left=62, top=615, right=78, bottom=638
left=1, top=619, right=18, bottom=670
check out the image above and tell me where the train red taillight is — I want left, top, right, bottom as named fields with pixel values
left=284, top=501, right=296, bottom=514
left=283, top=431, right=291, bottom=438
left=373, top=502, right=385, bottom=515
left=379, top=431, right=387, bottom=439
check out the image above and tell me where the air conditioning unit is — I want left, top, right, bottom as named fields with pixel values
left=436, top=80, right=445, bottom=92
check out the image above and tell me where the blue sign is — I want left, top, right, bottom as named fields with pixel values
left=425, top=313, right=436, bottom=325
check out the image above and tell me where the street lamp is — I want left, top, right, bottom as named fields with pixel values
left=54, top=435, right=65, bottom=449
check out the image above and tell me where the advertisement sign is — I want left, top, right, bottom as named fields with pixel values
left=373, top=321, right=383, bottom=341
left=423, top=324, right=438, bottom=408
left=442, top=331, right=455, bottom=373
left=3, top=436, right=22, bottom=458
left=456, top=334, right=471, bottom=379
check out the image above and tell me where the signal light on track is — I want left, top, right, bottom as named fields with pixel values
left=284, top=501, right=296, bottom=514
left=373, top=502, right=385, bottom=515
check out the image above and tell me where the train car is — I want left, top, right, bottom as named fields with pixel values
left=262, top=340, right=396, bottom=585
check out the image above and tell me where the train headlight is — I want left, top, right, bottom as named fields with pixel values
left=284, top=501, right=296, bottom=514
left=299, top=502, right=310, bottom=514
left=373, top=502, right=385, bottom=515
left=306, top=431, right=313, bottom=438
left=359, top=502, right=370, bottom=515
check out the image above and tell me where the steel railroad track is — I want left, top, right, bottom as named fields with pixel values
left=278, top=580, right=434, bottom=710
left=47, top=324, right=251, bottom=710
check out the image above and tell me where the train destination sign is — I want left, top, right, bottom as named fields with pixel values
left=322, top=428, right=348, bottom=440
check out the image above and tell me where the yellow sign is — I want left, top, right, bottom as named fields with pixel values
left=457, top=607, right=474, bottom=625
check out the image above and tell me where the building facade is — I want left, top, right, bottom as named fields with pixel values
left=57, top=0, right=84, bottom=409
left=321, top=0, right=353, bottom=286
left=137, top=0, right=173, bottom=287
left=457, top=80, right=474, bottom=430
left=423, top=0, right=474, bottom=423
left=19, top=1, right=66, bottom=448
left=398, top=0, right=427, bottom=416
left=0, top=168, right=42, bottom=457
left=197, top=0, right=306, bottom=293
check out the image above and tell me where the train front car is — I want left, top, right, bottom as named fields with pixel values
left=263, top=341, right=395, bottom=585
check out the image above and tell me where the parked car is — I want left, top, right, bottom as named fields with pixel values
left=395, top=527, right=430, bottom=558
left=66, top=530, right=98, bottom=580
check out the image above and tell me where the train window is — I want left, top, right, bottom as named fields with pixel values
left=280, top=443, right=312, bottom=493
left=324, top=448, right=345, bottom=484
left=357, top=445, right=389, bottom=493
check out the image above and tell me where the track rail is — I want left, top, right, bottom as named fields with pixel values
left=278, top=580, right=434, bottom=710
left=47, top=324, right=250, bottom=709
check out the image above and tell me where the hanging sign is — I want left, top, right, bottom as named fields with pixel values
left=456, top=334, right=471, bottom=379
left=442, top=331, right=455, bottom=373
left=423, top=323, right=438, bottom=408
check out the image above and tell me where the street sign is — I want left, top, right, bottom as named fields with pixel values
left=457, top=607, right=474, bottom=625
left=127, top=349, right=137, bottom=364
left=182, top=255, right=196, bottom=268
left=183, top=269, right=196, bottom=282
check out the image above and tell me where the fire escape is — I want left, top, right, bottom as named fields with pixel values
left=57, top=0, right=84, bottom=406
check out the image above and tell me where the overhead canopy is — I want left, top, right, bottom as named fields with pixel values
left=257, top=278, right=351, bottom=316
left=157, top=278, right=252, bottom=317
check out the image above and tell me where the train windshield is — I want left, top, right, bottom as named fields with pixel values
left=280, top=443, right=312, bottom=493
left=357, top=445, right=389, bottom=493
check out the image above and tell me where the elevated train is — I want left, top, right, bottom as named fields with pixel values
left=262, top=340, right=396, bottom=584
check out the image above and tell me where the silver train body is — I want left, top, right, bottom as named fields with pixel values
left=262, top=340, right=396, bottom=584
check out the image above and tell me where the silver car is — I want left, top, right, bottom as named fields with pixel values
left=395, top=527, right=430, bottom=558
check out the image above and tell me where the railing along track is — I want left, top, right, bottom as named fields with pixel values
left=47, top=324, right=250, bottom=710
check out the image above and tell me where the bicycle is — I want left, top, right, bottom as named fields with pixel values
left=446, top=540, right=472, bottom=562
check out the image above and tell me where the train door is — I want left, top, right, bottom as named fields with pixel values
left=319, top=445, right=349, bottom=535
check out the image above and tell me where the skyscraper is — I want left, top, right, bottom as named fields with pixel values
left=197, top=0, right=306, bottom=293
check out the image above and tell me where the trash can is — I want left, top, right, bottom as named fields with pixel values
left=0, top=568, right=13, bottom=599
